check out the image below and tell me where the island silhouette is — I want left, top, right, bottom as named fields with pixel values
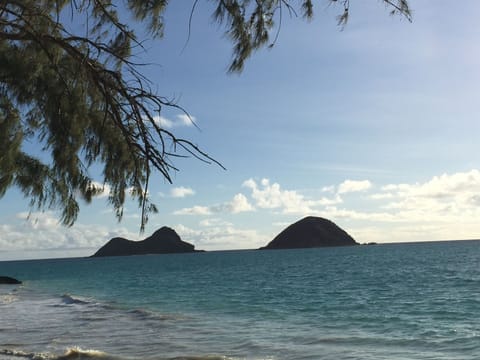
left=91, top=226, right=200, bottom=257
left=0, top=276, right=22, bottom=285
left=91, top=216, right=357, bottom=257
left=260, top=216, right=358, bottom=249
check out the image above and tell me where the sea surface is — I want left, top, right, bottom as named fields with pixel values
left=1, top=241, right=479, bottom=360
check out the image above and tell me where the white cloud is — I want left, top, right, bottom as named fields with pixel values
left=371, top=170, right=480, bottom=221
left=170, top=186, right=195, bottom=198
left=321, top=185, right=336, bottom=193
left=176, top=114, right=196, bottom=126
left=349, top=222, right=480, bottom=245
left=338, top=180, right=372, bottom=194
left=317, top=170, right=480, bottom=243
left=0, top=212, right=138, bottom=258
left=242, top=178, right=314, bottom=214
left=383, top=170, right=480, bottom=199
left=242, top=178, right=256, bottom=189
left=174, top=193, right=255, bottom=216
left=370, top=192, right=395, bottom=200
left=153, top=115, right=174, bottom=128
left=4, top=170, right=480, bottom=258
left=174, top=205, right=212, bottom=216
left=175, top=178, right=344, bottom=219
left=225, top=193, right=255, bottom=213
left=81, top=182, right=151, bottom=201
left=173, top=171, right=480, bottom=243
left=319, top=206, right=398, bottom=223
left=153, top=114, right=196, bottom=129
left=199, top=218, right=233, bottom=227
left=175, top=224, right=266, bottom=250
left=80, top=181, right=110, bottom=199
left=316, top=194, right=343, bottom=206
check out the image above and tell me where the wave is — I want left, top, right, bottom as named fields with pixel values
left=0, top=348, right=233, bottom=360
left=127, top=308, right=184, bottom=322
left=0, top=347, right=116, bottom=360
left=167, top=357, right=230, bottom=360
left=0, top=286, right=20, bottom=305
left=60, top=294, right=91, bottom=306
left=57, top=347, right=112, bottom=360
left=58, top=295, right=180, bottom=321
left=0, top=293, right=17, bottom=305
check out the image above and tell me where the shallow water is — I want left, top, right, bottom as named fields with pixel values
left=1, top=241, right=479, bottom=359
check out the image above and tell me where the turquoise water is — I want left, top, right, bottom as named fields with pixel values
left=1, top=241, right=479, bottom=359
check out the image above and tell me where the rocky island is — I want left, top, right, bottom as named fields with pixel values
left=0, top=276, right=22, bottom=284
left=92, top=226, right=200, bottom=257
left=261, top=216, right=358, bottom=250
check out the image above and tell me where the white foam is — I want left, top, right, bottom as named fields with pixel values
left=0, top=347, right=110, bottom=360
left=0, top=294, right=17, bottom=305
left=60, top=294, right=91, bottom=305
left=59, top=347, right=109, bottom=359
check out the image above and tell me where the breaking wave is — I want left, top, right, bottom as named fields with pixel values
left=0, top=348, right=232, bottom=360
left=60, top=294, right=91, bottom=305
left=0, top=347, right=113, bottom=360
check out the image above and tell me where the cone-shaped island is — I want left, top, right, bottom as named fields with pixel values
left=261, top=216, right=358, bottom=250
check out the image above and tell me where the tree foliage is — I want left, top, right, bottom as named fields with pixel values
left=0, top=0, right=411, bottom=231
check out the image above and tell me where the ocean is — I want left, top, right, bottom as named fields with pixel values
left=1, top=241, right=479, bottom=360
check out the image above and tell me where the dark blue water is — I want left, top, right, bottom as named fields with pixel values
left=1, top=241, right=479, bottom=359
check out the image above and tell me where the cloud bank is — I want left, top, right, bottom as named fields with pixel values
left=2, top=170, right=480, bottom=258
left=174, top=170, right=480, bottom=245
left=0, top=212, right=138, bottom=259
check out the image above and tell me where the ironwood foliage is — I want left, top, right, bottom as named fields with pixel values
left=0, top=1, right=411, bottom=230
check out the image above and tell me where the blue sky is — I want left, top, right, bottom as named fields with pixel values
left=2, top=1, right=480, bottom=260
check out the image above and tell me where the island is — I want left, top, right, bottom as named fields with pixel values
left=260, top=216, right=358, bottom=250
left=92, top=226, right=200, bottom=257
left=0, top=276, right=22, bottom=285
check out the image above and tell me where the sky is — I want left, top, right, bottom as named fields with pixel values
left=1, top=0, right=480, bottom=260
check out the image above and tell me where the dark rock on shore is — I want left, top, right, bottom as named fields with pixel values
left=261, top=216, right=358, bottom=250
left=92, top=226, right=199, bottom=257
left=0, top=276, right=22, bottom=284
